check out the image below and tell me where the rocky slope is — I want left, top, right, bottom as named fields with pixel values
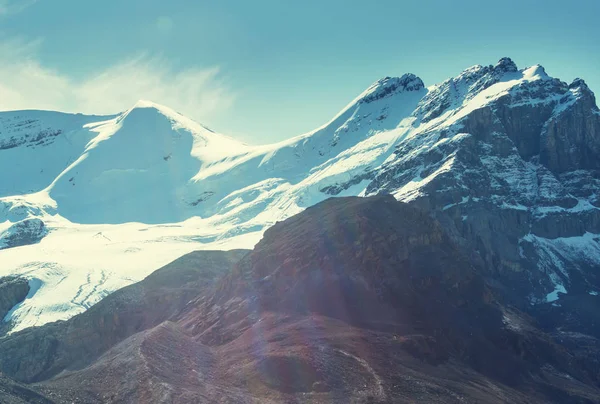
left=0, top=373, right=53, bottom=404
left=0, top=57, right=598, bottom=341
left=0, top=196, right=598, bottom=403
left=0, top=249, right=247, bottom=383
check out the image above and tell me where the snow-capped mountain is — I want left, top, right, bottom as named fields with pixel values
left=1, top=57, right=599, bottom=333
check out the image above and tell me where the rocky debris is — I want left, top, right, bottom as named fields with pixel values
left=39, top=322, right=217, bottom=403
left=0, top=277, right=30, bottom=323
left=0, top=250, right=247, bottom=383
left=0, top=373, right=53, bottom=404
left=0, top=219, right=48, bottom=250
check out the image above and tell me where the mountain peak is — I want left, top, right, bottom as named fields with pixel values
left=119, top=99, right=237, bottom=142
left=131, top=99, right=163, bottom=109
left=124, top=99, right=183, bottom=120
left=494, top=57, right=518, bottom=73
left=359, top=73, right=425, bottom=104
left=523, top=64, right=548, bottom=78
left=567, top=77, right=598, bottom=108
left=569, top=77, right=589, bottom=90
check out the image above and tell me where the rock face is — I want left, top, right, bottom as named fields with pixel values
left=0, top=277, right=29, bottom=322
left=0, top=219, right=47, bottom=250
left=0, top=196, right=598, bottom=403
left=179, top=197, right=600, bottom=402
left=359, top=59, right=600, bottom=312
left=208, top=196, right=488, bottom=333
left=541, top=79, right=600, bottom=173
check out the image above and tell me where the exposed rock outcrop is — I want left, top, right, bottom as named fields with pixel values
left=360, top=74, right=425, bottom=104
left=0, top=219, right=47, bottom=250
left=541, top=79, right=600, bottom=173
left=0, top=277, right=29, bottom=322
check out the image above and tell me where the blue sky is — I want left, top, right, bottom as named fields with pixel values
left=0, top=0, right=598, bottom=144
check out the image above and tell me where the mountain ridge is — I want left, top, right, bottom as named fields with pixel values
left=0, top=57, right=599, bottom=336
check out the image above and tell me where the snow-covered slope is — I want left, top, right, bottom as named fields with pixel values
left=0, top=111, right=115, bottom=197
left=48, top=101, right=250, bottom=224
left=1, top=58, right=599, bottom=332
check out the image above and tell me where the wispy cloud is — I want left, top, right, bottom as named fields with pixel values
left=0, top=39, right=236, bottom=123
left=0, top=0, right=37, bottom=15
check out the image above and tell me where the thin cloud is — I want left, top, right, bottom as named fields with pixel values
left=0, top=39, right=236, bottom=124
left=0, top=0, right=37, bottom=15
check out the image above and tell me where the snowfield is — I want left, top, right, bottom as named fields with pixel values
left=1, top=58, right=599, bottom=332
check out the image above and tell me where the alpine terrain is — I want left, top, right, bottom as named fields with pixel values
left=0, top=57, right=599, bottom=402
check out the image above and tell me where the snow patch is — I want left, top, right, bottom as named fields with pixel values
left=523, top=232, right=600, bottom=304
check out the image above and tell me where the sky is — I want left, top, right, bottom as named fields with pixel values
left=0, top=0, right=598, bottom=144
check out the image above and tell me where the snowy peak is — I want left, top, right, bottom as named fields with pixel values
left=414, top=58, right=559, bottom=124
left=117, top=99, right=247, bottom=155
left=118, top=100, right=201, bottom=132
left=128, top=99, right=168, bottom=110
left=359, top=73, right=424, bottom=104
left=122, top=99, right=192, bottom=119
left=45, top=100, right=250, bottom=224
left=567, top=77, right=598, bottom=108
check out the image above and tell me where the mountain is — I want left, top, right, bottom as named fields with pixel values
left=0, top=57, right=599, bottom=340
left=48, top=101, right=250, bottom=224
left=1, top=196, right=599, bottom=403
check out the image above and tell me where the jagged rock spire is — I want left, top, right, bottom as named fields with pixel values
left=494, top=57, right=518, bottom=73
left=569, top=77, right=589, bottom=90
